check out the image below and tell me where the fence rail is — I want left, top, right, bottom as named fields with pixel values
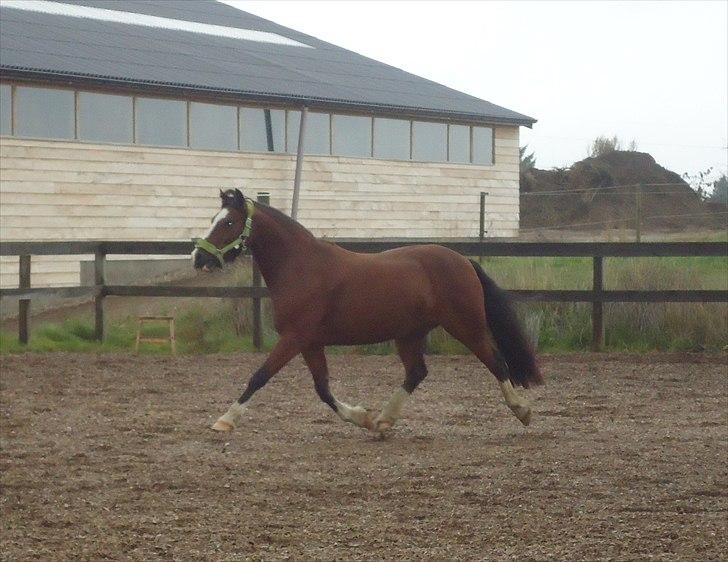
left=1, top=240, right=726, bottom=350
left=1, top=239, right=726, bottom=257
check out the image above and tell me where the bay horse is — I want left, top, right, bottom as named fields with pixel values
left=193, top=188, right=543, bottom=434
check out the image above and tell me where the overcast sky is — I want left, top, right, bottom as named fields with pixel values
left=226, top=0, right=727, bottom=184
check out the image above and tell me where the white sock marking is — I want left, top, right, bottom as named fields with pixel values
left=217, top=401, right=247, bottom=428
left=333, top=399, right=369, bottom=428
left=499, top=379, right=531, bottom=425
left=499, top=379, right=527, bottom=408
left=379, top=388, right=409, bottom=424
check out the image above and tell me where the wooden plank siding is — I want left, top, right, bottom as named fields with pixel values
left=0, top=127, right=520, bottom=287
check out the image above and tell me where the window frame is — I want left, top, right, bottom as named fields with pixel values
left=471, top=125, right=496, bottom=166
left=411, top=119, right=448, bottom=163
left=0, top=83, right=13, bottom=136
left=372, top=116, right=412, bottom=161
left=239, top=106, right=287, bottom=154
left=134, top=95, right=189, bottom=148
left=331, top=113, right=374, bottom=159
left=188, top=100, right=238, bottom=151
left=14, top=84, right=77, bottom=141
left=446, top=122, right=471, bottom=164
left=76, top=90, right=135, bottom=145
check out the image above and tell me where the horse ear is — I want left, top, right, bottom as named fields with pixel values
left=219, top=189, right=225, bottom=200
left=232, top=188, right=245, bottom=209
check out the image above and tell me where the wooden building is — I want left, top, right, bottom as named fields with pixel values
left=0, top=0, right=535, bottom=288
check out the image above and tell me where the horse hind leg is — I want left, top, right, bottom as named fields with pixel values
left=489, top=351, right=532, bottom=426
left=444, top=321, right=532, bottom=426
left=373, top=336, right=428, bottom=433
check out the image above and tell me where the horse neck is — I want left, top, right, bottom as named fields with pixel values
left=248, top=205, right=316, bottom=288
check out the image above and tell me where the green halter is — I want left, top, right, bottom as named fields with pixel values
left=193, top=198, right=255, bottom=266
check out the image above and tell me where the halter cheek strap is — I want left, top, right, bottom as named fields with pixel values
left=193, top=198, right=255, bottom=265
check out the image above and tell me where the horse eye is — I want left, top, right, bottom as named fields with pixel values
left=226, top=220, right=233, bottom=227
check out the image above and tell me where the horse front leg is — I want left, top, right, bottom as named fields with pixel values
left=373, top=336, right=428, bottom=433
left=302, top=346, right=373, bottom=430
left=211, top=334, right=301, bottom=432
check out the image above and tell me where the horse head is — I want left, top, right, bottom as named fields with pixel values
left=192, top=188, right=253, bottom=271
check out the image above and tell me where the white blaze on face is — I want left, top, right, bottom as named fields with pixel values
left=191, top=208, right=230, bottom=263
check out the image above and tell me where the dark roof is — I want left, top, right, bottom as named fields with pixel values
left=0, top=0, right=536, bottom=126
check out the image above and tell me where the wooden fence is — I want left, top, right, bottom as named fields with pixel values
left=1, top=240, right=726, bottom=350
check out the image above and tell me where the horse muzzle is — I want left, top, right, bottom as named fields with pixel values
left=193, top=247, right=222, bottom=271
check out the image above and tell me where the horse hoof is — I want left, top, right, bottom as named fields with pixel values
left=512, top=406, right=532, bottom=426
left=211, top=419, right=234, bottom=432
left=349, top=405, right=374, bottom=430
left=375, top=419, right=393, bottom=433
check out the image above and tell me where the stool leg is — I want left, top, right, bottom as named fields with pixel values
left=135, top=319, right=142, bottom=353
left=169, top=318, right=176, bottom=354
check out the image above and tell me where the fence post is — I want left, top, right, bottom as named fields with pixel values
left=94, top=248, right=106, bottom=341
left=252, top=192, right=270, bottom=351
left=592, top=256, right=604, bottom=351
left=635, top=183, right=643, bottom=243
left=18, top=255, right=31, bottom=345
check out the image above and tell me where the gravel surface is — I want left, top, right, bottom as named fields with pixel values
left=1, top=352, right=726, bottom=561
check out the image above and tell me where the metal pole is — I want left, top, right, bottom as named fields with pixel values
left=264, top=109, right=274, bottom=152
left=291, top=106, right=307, bottom=221
left=18, top=255, right=30, bottom=345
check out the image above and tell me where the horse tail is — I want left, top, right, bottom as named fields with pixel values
left=469, top=259, right=543, bottom=388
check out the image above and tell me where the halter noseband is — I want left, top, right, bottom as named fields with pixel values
left=193, top=198, right=255, bottom=266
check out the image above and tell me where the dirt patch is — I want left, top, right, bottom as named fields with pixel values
left=1, top=353, right=726, bottom=561
left=520, top=151, right=723, bottom=231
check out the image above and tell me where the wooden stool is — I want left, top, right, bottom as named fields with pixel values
left=135, top=315, right=176, bottom=354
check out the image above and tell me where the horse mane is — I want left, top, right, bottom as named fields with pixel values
left=254, top=200, right=316, bottom=240
left=219, top=188, right=315, bottom=240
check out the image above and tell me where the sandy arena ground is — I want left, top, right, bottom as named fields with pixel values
left=1, top=352, right=726, bottom=561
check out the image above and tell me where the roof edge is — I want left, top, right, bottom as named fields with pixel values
left=0, top=66, right=537, bottom=127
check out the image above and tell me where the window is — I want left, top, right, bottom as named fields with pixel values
left=189, top=102, right=237, bottom=150
left=286, top=111, right=331, bottom=155
left=3, top=83, right=501, bottom=166
left=332, top=114, right=371, bottom=158
left=0, top=84, right=10, bottom=135
left=239, top=107, right=285, bottom=152
left=373, top=118, right=410, bottom=160
left=472, top=126, right=494, bottom=165
left=77, top=91, right=133, bottom=143
left=448, top=124, right=470, bottom=163
left=15, top=86, right=75, bottom=139
left=412, top=121, right=446, bottom=162
left=135, top=97, right=187, bottom=147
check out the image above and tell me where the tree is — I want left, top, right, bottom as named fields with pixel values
left=519, top=145, right=536, bottom=172
left=682, top=167, right=714, bottom=201
left=709, top=173, right=728, bottom=205
left=587, top=135, right=638, bottom=157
